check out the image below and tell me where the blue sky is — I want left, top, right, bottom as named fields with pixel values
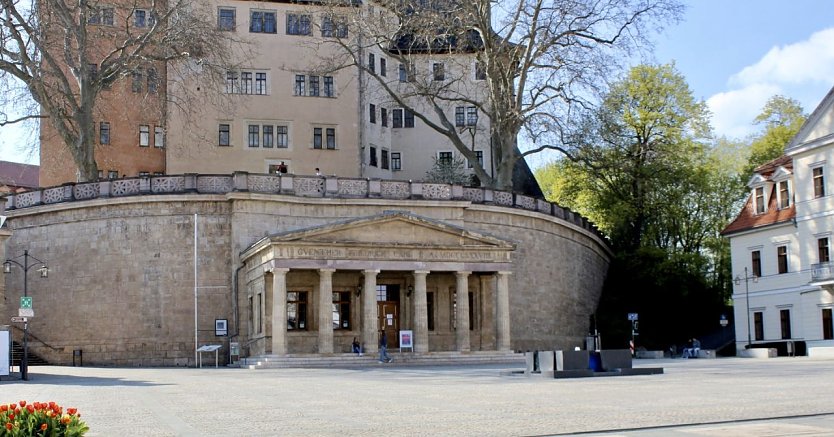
left=1, top=0, right=833, bottom=166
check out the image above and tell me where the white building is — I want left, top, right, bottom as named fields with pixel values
left=723, top=86, right=834, bottom=357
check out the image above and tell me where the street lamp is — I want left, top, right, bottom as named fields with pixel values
left=3, top=250, right=49, bottom=381
left=733, top=267, right=758, bottom=348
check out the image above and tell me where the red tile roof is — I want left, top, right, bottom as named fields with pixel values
left=721, top=155, right=795, bottom=236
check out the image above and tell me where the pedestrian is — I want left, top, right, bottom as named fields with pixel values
left=352, top=337, right=362, bottom=356
left=315, top=168, right=321, bottom=176
left=379, top=331, right=392, bottom=363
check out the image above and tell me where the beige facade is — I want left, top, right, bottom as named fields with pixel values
left=1, top=174, right=609, bottom=365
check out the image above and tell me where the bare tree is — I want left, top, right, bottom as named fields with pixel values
left=314, top=0, right=683, bottom=190
left=0, top=0, right=245, bottom=181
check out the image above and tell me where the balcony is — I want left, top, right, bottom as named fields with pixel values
left=811, top=262, right=834, bottom=288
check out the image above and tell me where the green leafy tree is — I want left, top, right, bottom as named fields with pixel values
left=744, top=96, right=806, bottom=175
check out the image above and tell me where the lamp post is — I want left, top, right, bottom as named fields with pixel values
left=3, top=250, right=49, bottom=381
left=733, top=267, right=758, bottom=348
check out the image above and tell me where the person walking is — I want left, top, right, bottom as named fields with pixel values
left=379, top=331, right=392, bottom=363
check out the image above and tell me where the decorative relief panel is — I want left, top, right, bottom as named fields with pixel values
left=380, top=181, right=410, bottom=199
left=42, top=187, right=65, bottom=204
left=197, top=176, right=233, bottom=193
left=337, top=179, right=368, bottom=197
left=74, top=183, right=100, bottom=200
left=516, top=195, right=537, bottom=210
left=494, top=191, right=513, bottom=206
left=247, top=175, right=281, bottom=193
left=462, top=188, right=484, bottom=203
left=294, top=177, right=325, bottom=197
left=112, top=179, right=141, bottom=197
left=422, top=183, right=452, bottom=200
left=15, top=191, right=37, bottom=208
left=151, top=176, right=185, bottom=193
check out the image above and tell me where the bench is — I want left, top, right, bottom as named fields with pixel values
left=635, top=350, right=664, bottom=359
left=696, top=349, right=716, bottom=359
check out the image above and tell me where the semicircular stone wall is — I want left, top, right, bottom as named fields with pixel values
left=0, top=174, right=610, bottom=365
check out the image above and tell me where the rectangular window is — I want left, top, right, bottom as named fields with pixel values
left=755, top=186, right=765, bottom=214
left=323, top=16, right=348, bottom=38
left=154, top=127, right=164, bottom=148
left=255, top=72, right=267, bottom=95
left=132, top=70, right=143, bottom=93
left=108, top=170, right=118, bottom=180
left=226, top=71, right=239, bottom=94
left=455, top=107, right=465, bottom=127
left=139, top=125, right=149, bottom=147
left=219, top=124, right=230, bottom=146
left=398, top=64, right=407, bottom=82
left=323, top=76, right=334, bottom=97
left=380, top=58, right=387, bottom=77
left=438, top=151, right=453, bottom=165
left=754, top=311, right=764, bottom=341
left=321, top=15, right=334, bottom=37
left=134, top=9, right=147, bottom=27
left=369, top=104, right=376, bottom=124
left=287, top=291, right=308, bottom=330
left=814, top=167, right=825, bottom=198
left=250, top=10, right=277, bottom=33
left=779, top=180, right=790, bottom=209
left=433, top=63, right=444, bottom=81
left=309, top=75, right=320, bottom=97
left=381, top=108, right=388, bottom=127
left=381, top=149, right=389, bottom=170
left=368, top=53, right=376, bottom=74
left=99, top=122, right=110, bottom=145
left=392, top=109, right=403, bottom=128
left=475, top=60, right=486, bottom=80
left=276, top=126, right=288, bottom=148
left=404, top=109, right=414, bottom=128
left=326, top=128, right=336, bottom=150
left=287, top=13, right=312, bottom=35
left=218, top=7, right=235, bottom=31
left=391, top=152, right=401, bottom=171
left=369, top=146, right=378, bottom=167
left=819, top=238, right=831, bottom=263
left=241, top=72, right=253, bottom=94
left=294, top=74, right=305, bottom=96
left=823, top=308, right=833, bottom=340
left=88, top=9, right=101, bottom=25
left=263, top=125, right=274, bottom=148
left=752, top=250, right=762, bottom=277
left=777, top=246, right=788, bottom=274
left=147, top=68, right=158, bottom=93
left=248, top=125, right=259, bottom=147
left=313, top=128, right=322, bottom=149
left=332, top=291, right=351, bottom=330
left=780, top=309, right=792, bottom=339
left=468, top=151, right=484, bottom=169
left=466, top=107, right=478, bottom=126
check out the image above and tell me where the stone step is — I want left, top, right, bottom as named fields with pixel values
left=242, top=351, right=525, bottom=369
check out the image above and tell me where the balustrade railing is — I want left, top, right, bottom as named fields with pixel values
left=811, top=262, right=834, bottom=283
left=0, top=172, right=606, bottom=242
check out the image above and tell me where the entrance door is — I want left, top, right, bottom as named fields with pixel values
left=377, top=284, right=400, bottom=349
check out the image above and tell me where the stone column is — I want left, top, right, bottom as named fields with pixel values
left=456, top=271, right=471, bottom=352
left=413, top=270, right=430, bottom=353
left=318, top=269, right=335, bottom=354
left=496, top=271, right=512, bottom=352
left=270, top=268, right=290, bottom=355
left=362, top=269, right=380, bottom=354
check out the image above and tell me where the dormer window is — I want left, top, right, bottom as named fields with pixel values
left=755, top=186, right=766, bottom=214
left=778, top=180, right=790, bottom=209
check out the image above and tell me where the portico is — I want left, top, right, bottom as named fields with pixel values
left=241, top=211, right=515, bottom=356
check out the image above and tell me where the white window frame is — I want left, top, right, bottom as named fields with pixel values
left=154, top=127, right=164, bottom=148
left=139, top=125, right=150, bottom=147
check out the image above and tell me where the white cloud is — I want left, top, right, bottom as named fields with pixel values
left=708, top=27, right=834, bottom=139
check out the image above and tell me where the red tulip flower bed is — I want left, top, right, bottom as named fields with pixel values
left=0, top=401, right=88, bottom=436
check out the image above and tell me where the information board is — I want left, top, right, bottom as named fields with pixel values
left=0, top=331, right=10, bottom=377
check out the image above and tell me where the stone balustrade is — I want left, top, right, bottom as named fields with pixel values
left=0, top=172, right=606, bottom=242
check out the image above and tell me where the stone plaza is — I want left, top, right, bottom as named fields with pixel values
left=2, top=357, right=834, bottom=436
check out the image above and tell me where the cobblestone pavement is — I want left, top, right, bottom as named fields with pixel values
left=2, top=357, right=834, bottom=436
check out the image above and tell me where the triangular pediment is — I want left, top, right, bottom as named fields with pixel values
left=747, top=174, right=768, bottom=188
left=264, top=210, right=514, bottom=249
left=770, top=166, right=792, bottom=181
left=786, top=85, right=834, bottom=154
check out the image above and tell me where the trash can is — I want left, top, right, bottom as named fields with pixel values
left=588, top=351, right=602, bottom=372
left=73, top=349, right=83, bottom=367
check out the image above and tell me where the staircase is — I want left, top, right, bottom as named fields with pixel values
left=240, top=351, right=525, bottom=369
left=10, top=341, right=50, bottom=366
